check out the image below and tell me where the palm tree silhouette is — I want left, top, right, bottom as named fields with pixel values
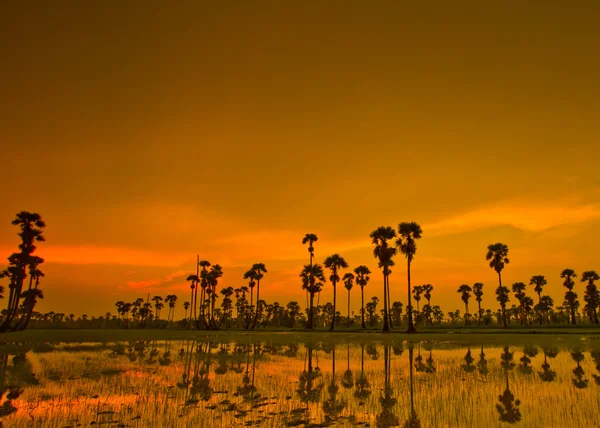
left=324, top=254, right=349, bottom=331
left=497, top=346, right=522, bottom=424
left=422, top=284, right=433, bottom=326
left=457, top=285, right=472, bottom=326
left=250, top=263, right=267, bottom=329
left=341, top=341, right=354, bottom=390
left=302, top=233, right=319, bottom=329
left=473, top=283, right=484, bottom=325
left=354, top=265, right=371, bottom=329
left=511, top=282, right=527, bottom=325
left=243, top=268, right=257, bottom=329
left=186, top=274, right=199, bottom=328
left=529, top=275, right=546, bottom=324
left=297, top=343, right=324, bottom=416
left=371, top=226, right=397, bottom=332
left=496, top=285, right=511, bottom=328
left=0, top=212, right=45, bottom=333
left=342, top=272, right=355, bottom=328
left=581, top=271, right=599, bottom=324
left=486, top=242, right=509, bottom=326
left=300, top=264, right=326, bottom=329
left=396, top=222, right=423, bottom=334
left=591, top=349, right=600, bottom=386
left=412, top=285, right=423, bottom=324
left=561, top=269, right=578, bottom=325
left=462, top=348, right=476, bottom=373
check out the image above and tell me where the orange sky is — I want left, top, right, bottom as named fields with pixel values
left=1, top=1, right=599, bottom=317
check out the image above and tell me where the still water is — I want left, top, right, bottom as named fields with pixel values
left=1, top=337, right=599, bottom=427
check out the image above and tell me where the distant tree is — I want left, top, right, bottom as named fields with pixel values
left=342, top=272, right=355, bottom=328
left=457, top=284, right=473, bottom=326
left=473, top=283, right=484, bottom=325
left=422, top=284, right=433, bottom=326
left=511, top=282, right=527, bottom=325
left=366, top=296, right=379, bottom=327
left=496, top=286, right=510, bottom=328
left=354, top=265, right=371, bottom=329
left=300, top=263, right=326, bottom=329
left=530, top=275, right=547, bottom=324
left=324, top=254, right=349, bottom=331
left=561, top=269, right=578, bottom=325
left=302, top=233, right=319, bottom=329
left=581, top=271, right=600, bottom=324
left=250, top=263, right=267, bottom=329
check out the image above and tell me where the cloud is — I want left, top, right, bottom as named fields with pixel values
left=126, top=270, right=188, bottom=289
left=424, top=199, right=600, bottom=236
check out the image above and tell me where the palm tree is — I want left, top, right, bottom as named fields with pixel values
left=561, top=269, right=578, bottom=325
left=486, top=242, right=509, bottom=298
left=457, top=284, right=472, bottom=326
left=302, top=233, right=318, bottom=323
left=530, top=275, right=547, bottom=304
left=422, top=284, right=433, bottom=326
left=581, top=271, right=600, bottom=324
left=354, top=265, right=371, bottom=329
left=370, top=226, right=397, bottom=333
left=342, top=273, right=355, bottom=328
left=473, top=283, right=484, bottom=325
left=250, top=263, right=267, bottom=329
left=183, top=301, right=190, bottom=324
left=396, top=222, right=423, bottom=334
left=412, top=285, right=423, bottom=313
left=301, top=263, right=326, bottom=329
left=324, top=254, right=349, bottom=331
left=539, top=295, right=554, bottom=325
left=496, top=286, right=510, bottom=328
left=186, top=274, right=199, bottom=328
left=243, top=269, right=257, bottom=329
left=511, top=282, right=527, bottom=325
left=198, top=260, right=211, bottom=327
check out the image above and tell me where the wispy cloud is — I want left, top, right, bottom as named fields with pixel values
left=425, top=199, right=600, bottom=236
left=126, top=270, right=188, bottom=289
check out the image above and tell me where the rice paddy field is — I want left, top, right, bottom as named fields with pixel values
left=1, top=331, right=599, bottom=427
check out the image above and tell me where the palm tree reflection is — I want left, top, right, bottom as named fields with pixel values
left=570, top=348, right=589, bottom=389
left=496, top=346, right=522, bottom=424
left=376, top=344, right=400, bottom=428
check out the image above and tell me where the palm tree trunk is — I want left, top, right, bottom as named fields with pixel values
left=465, top=303, right=469, bottom=326
left=251, top=281, right=260, bottom=330
left=382, top=273, right=390, bottom=332
left=387, top=277, right=393, bottom=328
left=407, top=260, right=416, bottom=333
left=329, top=282, right=336, bottom=331
left=478, top=301, right=482, bottom=326
left=361, top=286, right=366, bottom=329
left=347, top=289, right=351, bottom=328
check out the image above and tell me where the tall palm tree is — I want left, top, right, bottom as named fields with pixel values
left=186, top=274, right=199, bottom=329
left=422, top=284, right=433, bottom=326
left=354, top=265, right=371, bottom=329
left=396, top=222, right=423, bottom=334
left=302, top=233, right=318, bottom=320
left=301, top=263, right=326, bottom=329
left=530, top=275, right=547, bottom=303
left=207, top=264, right=223, bottom=328
left=581, top=271, right=600, bottom=324
left=324, top=254, right=349, bottom=331
left=198, top=260, right=211, bottom=328
left=457, top=284, right=472, bottom=326
left=183, top=301, right=190, bottom=323
left=342, top=272, right=355, bottom=328
left=486, top=242, right=509, bottom=313
left=370, top=226, right=397, bottom=332
left=473, top=283, right=484, bottom=325
left=250, top=263, right=267, bottom=329
left=561, top=269, right=578, bottom=325
left=243, top=269, right=257, bottom=329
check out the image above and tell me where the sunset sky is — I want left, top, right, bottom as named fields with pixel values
left=1, top=1, right=599, bottom=318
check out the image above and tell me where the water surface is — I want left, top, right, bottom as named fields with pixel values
left=1, top=337, right=599, bottom=427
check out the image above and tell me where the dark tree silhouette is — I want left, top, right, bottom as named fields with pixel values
left=457, top=285, right=472, bottom=326
left=250, top=263, right=267, bottom=329
left=343, top=272, right=355, bottom=328
left=371, top=226, right=397, bottom=332
left=302, top=233, right=319, bottom=329
left=396, top=222, right=423, bottom=334
left=496, top=346, right=522, bottom=424
left=376, top=344, right=400, bottom=428
left=561, top=269, right=578, bottom=325
left=354, top=265, right=371, bottom=329
left=486, top=243, right=509, bottom=327
left=324, top=254, right=348, bottom=331
left=571, top=348, right=589, bottom=389
left=300, top=264, right=326, bottom=330
left=581, top=271, right=599, bottom=324
left=473, top=283, right=484, bottom=325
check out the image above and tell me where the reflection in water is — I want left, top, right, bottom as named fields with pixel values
left=570, top=348, right=589, bottom=389
left=376, top=344, right=400, bottom=428
left=497, top=347, right=523, bottom=424
left=0, top=339, right=599, bottom=427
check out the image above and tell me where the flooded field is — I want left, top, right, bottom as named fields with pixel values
left=1, top=336, right=599, bottom=427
